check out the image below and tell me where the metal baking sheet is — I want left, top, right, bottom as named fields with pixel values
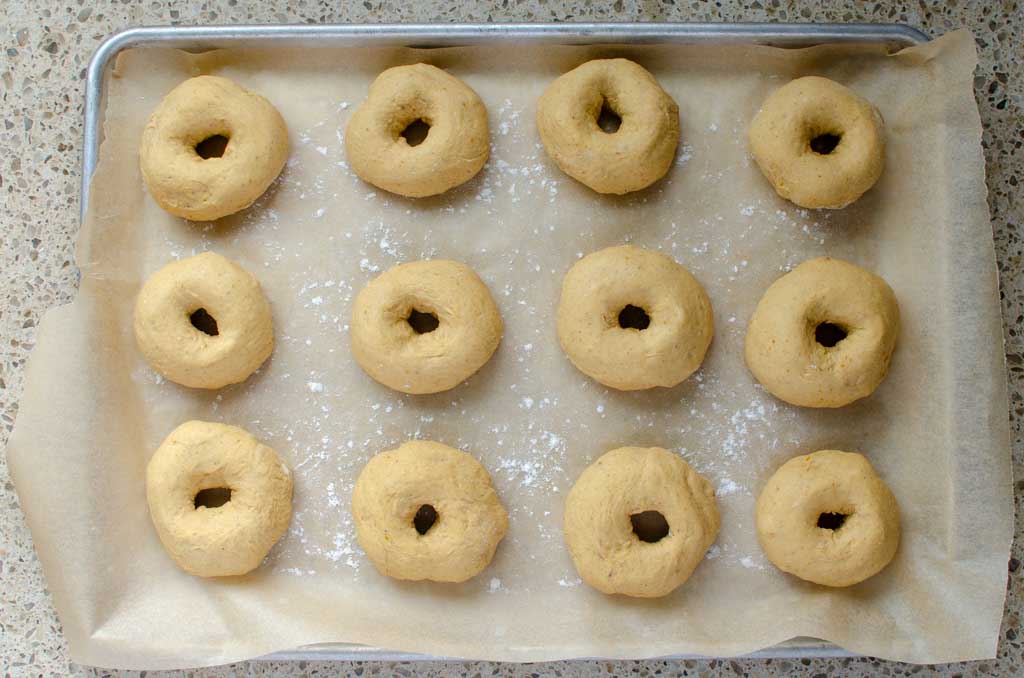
left=79, top=22, right=930, bottom=662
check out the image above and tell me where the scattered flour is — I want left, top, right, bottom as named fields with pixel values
left=154, top=91, right=830, bottom=588
left=716, top=478, right=742, bottom=496
left=676, top=143, right=695, bottom=166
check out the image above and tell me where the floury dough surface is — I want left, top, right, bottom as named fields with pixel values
left=1, top=26, right=1011, bottom=671
left=138, top=75, right=290, bottom=220
left=351, top=440, right=509, bottom=583
left=350, top=259, right=503, bottom=394
left=345, top=63, right=491, bottom=198
left=556, top=245, right=713, bottom=390
left=747, top=76, right=886, bottom=210
left=563, top=446, right=720, bottom=598
left=146, top=420, right=294, bottom=578
left=755, top=450, right=900, bottom=588
left=744, top=257, right=900, bottom=408
left=536, top=58, right=680, bottom=194
left=133, top=251, right=275, bottom=389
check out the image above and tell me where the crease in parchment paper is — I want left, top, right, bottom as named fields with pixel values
left=6, top=29, right=1012, bottom=669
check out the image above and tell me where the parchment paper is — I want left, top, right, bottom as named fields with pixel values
left=6, top=29, right=1012, bottom=668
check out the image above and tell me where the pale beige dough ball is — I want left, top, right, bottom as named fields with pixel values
left=345, top=63, right=490, bottom=197
left=351, top=440, right=509, bottom=583
left=146, top=420, right=293, bottom=578
left=744, top=257, right=899, bottom=408
left=756, top=449, right=900, bottom=587
left=350, top=259, right=502, bottom=395
left=748, top=76, right=885, bottom=209
left=537, top=59, right=680, bottom=194
left=133, top=252, right=274, bottom=390
left=139, top=75, right=289, bottom=221
left=557, top=245, right=713, bottom=390
left=564, top=446, right=720, bottom=598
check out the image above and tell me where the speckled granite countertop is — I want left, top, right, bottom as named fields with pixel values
left=1, top=1, right=1021, bottom=676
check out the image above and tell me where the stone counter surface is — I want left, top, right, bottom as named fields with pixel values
left=1, top=1, right=1021, bottom=676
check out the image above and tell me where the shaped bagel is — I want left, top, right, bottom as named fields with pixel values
left=756, top=450, right=900, bottom=587
left=350, top=259, right=502, bottom=395
left=748, top=76, right=885, bottom=209
left=557, top=245, right=713, bottom=390
left=537, top=59, right=680, bottom=194
left=345, top=64, right=490, bottom=197
left=146, top=420, right=293, bottom=577
left=133, top=252, right=274, bottom=389
left=564, top=446, right=720, bottom=598
left=140, top=75, right=289, bottom=220
left=744, top=257, right=899, bottom=408
left=352, top=440, right=508, bottom=583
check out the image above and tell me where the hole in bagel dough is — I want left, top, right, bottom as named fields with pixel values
left=618, top=304, right=651, bottom=331
left=631, top=510, right=670, bottom=543
left=814, top=322, right=847, bottom=348
left=189, top=308, right=219, bottom=336
left=413, top=504, right=438, bottom=535
left=406, top=308, right=439, bottom=334
left=596, top=99, right=622, bottom=134
left=194, top=134, right=229, bottom=159
left=809, top=132, right=842, bottom=155
left=194, top=487, right=232, bottom=509
left=400, top=118, right=431, bottom=147
left=817, top=512, right=848, bottom=530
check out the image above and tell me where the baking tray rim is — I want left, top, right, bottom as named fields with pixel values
left=79, top=21, right=930, bottom=663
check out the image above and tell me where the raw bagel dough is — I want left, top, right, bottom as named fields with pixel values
left=756, top=450, right=900, bottom=587
left=748, top=76, right=885, bottom=209
left=557, top=245, right=713, bottom=390
left=351, top=440, right=509, bottom=583
left=139, top=75, right=289, bottom=221
left=564, top=446, right=720, bottom=598
left=537, top=58, right=680, bottom=194
left=146, top=420, right=293, bottom=577
left=744, top=257, right=899, bottom=408
left=345, top=63, right=490, bottom=197
left=133, top=252, right=274, bottom=389
left=350, top=259, right=502, bottom=395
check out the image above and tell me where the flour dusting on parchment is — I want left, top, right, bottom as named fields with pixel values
left=133, top=90, right=847, bottom=587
